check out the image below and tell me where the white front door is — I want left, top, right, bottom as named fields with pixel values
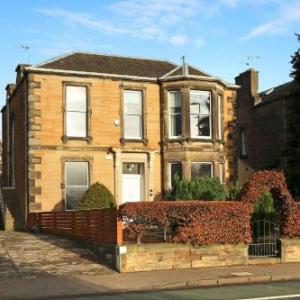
left=121, top=163, right=144, bottom=204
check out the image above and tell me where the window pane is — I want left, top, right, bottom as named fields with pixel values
left=170, top=163, right=182, bottom=187
left=170, top=114, right=182, bottom=137
left=124, top=90, right=142, bottom=114
left=190, top=115, right=210, bottom=137
left=66, top=187, right=87, bottom=210
left=122, top=163, right=142, bottom=174
left=191, top=163, right=212, bottom=179
left=66, top=112, right=86, bottom=137
left=65, top=162, right=89, bottom=186
left=190, top=90, right=210, bottom=114
left=66, top=86, right=87, bottom=112
left=169, top=91, right=181, bottom=108
left=169, top=91, right=182, bottom=137
left=124, top=115, right=142, bottom=138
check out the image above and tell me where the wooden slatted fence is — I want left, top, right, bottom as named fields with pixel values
left=28, top=208, right=123, bottom=244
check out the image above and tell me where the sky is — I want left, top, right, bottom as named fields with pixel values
left=0, top=0, right=300, bottom=109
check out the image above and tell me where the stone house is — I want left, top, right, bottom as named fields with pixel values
left=235, top=68, right=298, bottom=184
left=1, top=52, right=238, bottom=229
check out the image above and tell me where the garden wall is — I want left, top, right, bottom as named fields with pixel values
left=116, top=243, right=248, bottom=272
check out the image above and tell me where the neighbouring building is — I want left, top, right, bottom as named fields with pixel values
left=235, top=68, right=298, bottom=184
left=1, top=52, right=238, bottom=229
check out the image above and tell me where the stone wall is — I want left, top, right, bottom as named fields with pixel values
left=281, top=239, right=300, bottom=263
left=116, top=243, right=248, bottom=273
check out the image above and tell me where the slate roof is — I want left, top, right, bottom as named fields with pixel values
left=259, top=81, right=298, bottom=103
left=39, top=52, right=179, bottom=78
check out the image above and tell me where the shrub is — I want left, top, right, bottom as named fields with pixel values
left=253, top=191, right=277, bottom=221
left=167, top=176, right=226, bottom=201
left=119, top=201, right=252, bottom=245
left=79, top=182, right=116, bottom=209
left=226, top=181, right=242, bottom=200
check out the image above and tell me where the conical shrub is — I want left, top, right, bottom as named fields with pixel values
left=79, top=182, right=116, bottom=209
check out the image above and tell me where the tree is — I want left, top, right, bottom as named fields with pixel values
left=286, top=33, right=300, bottom=196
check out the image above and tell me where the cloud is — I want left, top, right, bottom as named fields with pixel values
left=37, top=8, right=130, bottom=35
left=38, top=0, right=257, bottom=48
left=170, top=34, right=187, bottom=46
left=240, top=2, right=300, bottom=40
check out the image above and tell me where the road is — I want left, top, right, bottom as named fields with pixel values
left=54, top=281, right=300, bottom=300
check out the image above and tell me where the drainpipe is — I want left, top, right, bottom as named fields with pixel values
left=108, top=147, right=118, bottom=205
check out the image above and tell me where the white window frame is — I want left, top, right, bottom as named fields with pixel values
left=189, top=90, right=212, bottom=140
left=123, top=90, right=143, bottom=140
left=169, top=162, right=182, bottom=188
left=217, top=94, right=222, bottom=140
left=168, top=90, right=182, bottom=139
left=65, top=85, right=88, bottom=138
left=64, top=161, right=89, bottom=211
left=191, top=162, right=213, bottom=179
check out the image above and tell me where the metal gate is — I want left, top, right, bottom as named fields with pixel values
left=248, top=219, right=280, bottom=257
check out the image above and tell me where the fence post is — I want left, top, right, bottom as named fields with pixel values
left=54, top=212, right=57, bottom=231
left=115, top=208, right=123, bottom=245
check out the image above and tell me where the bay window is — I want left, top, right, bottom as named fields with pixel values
left=169, top=162, right=182, bottom=188
left=190, top=90, right=211, bottom=139
left=168, top=90, right=182, bottom=138
left=191, top=162, right=213, bottom=179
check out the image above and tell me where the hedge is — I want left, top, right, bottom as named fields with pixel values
left=283, top=202, right=300, bottom=238
left=119, top=201, right=252, bottom=245
left=238, top=170, right=300, bottom=237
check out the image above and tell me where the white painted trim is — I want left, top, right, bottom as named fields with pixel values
left=217, top=94, right=222, bottom=140
left=161, top=65, right=181, bottom=78
left=25, top=67, right=240, bottom=88
left=160, top=74, right=240, bottom=89
left=168, top=90, right=182, bottom=139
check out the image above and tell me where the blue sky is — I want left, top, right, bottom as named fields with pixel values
left=1, top=0, right=300, bottom=107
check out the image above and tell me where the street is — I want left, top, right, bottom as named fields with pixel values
left=53, top=281, right=300, bottom=300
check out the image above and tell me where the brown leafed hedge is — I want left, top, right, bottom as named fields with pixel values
left=283, top=202, right=300, bottom=238
left=119, top=201, right=252, bottom=245
left=238, top=170, right=300, bottom=237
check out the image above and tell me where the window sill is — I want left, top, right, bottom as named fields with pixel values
left=120, top=137, right=148, bottom=146
left=62, top=135, right=93, bottom=144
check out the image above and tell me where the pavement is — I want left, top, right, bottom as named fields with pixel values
left=1, top=231, right=300, bottom=299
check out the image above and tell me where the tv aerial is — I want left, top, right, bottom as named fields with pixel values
left=240, top=55, right=260, bottom=67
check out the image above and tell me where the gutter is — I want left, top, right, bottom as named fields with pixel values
left=24, top=67, right=240, bottom=89
left=24, top=67, right=158, bottom=82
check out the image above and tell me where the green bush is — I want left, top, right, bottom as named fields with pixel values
left=226, top=181, right=242, bottom=200
left=167, top=176, right=226, bottom=201
left=79, top=182, right=116, bottom=209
